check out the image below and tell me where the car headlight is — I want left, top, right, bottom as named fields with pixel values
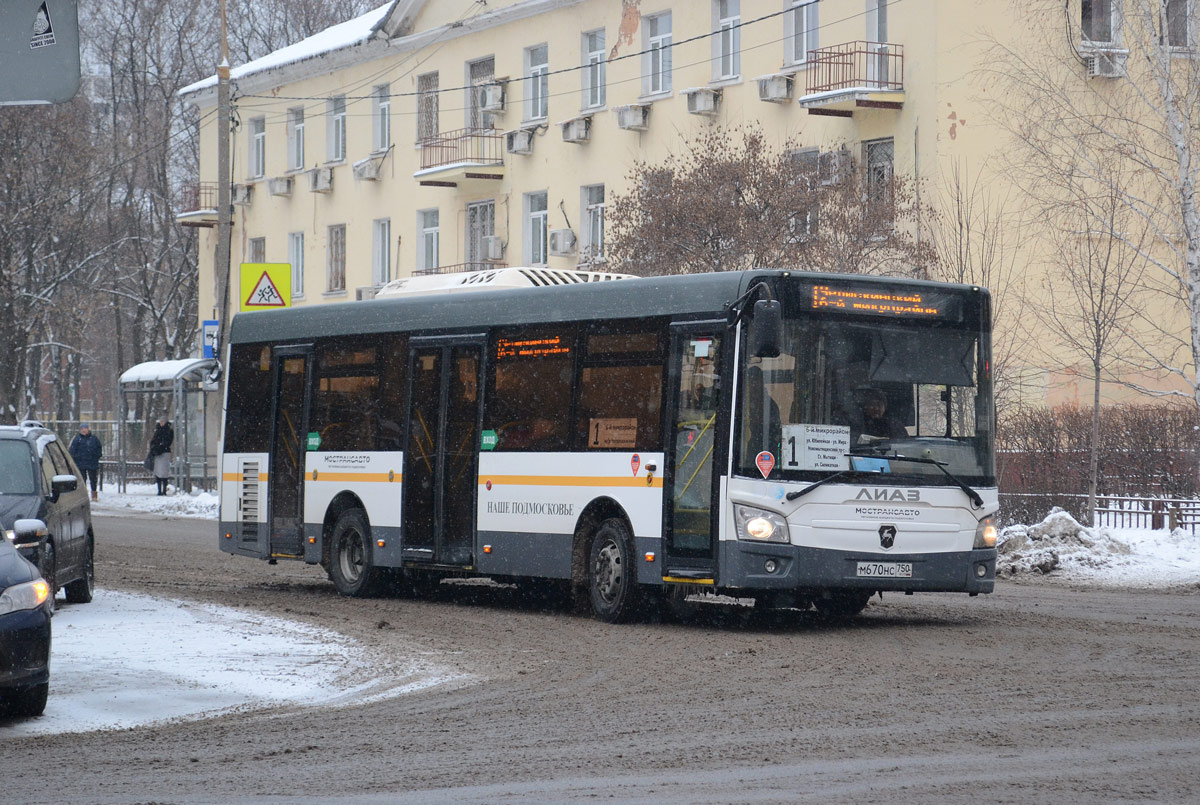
left=0, top=578, right=51, bottom=616
left=734, top=505, right=790, bottom=544
left=973, top=516, right=997, bottom=549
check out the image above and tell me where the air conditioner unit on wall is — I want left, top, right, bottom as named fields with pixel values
left=549, top=229, right=577, bottom=256
left=506, top=128, right=534, bottom=155
left=267, top=176, right=293, bottom=196
left=308, top=167, right=333, bottom=193
left=481, top=82, right=506, bottom=112
left=615, top=104, right=650, bottom=131
left=561, top=116, right=591, bottom=143
left=356, top=286, right=380, bottom=301
left=757, top=74, right=793, bottom=103
left=482, top=235, right=504, bottom=260
left=353, top=155, right=382, bottom=181
left=232, top=184, right=252, bottom=205
left=818, top=149, right=852, bottom=187
left=1086, top=51, right=1126, bottom=78
left=684, top=88, right=720, bottom=116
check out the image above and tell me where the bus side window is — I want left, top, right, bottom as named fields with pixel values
left=486, top=328, right=574, bottom=451
left=225, top=344, right=273, bottom=453
left=576, top=327, right=663, bottom=451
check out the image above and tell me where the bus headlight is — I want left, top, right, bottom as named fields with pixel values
left=734, top=505, right=789, bottom=544
left=973, top=516, right=997, bottom=549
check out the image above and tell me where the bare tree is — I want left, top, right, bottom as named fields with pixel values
left=225, top=0, right=377, bottom=62
left=606, top=127, right=935, bottom=278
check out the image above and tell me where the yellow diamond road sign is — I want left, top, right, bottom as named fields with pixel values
left=240, top=263, right=291, bottom=311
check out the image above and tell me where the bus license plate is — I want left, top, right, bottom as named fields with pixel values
left=856, top=561, right=912, bottom=578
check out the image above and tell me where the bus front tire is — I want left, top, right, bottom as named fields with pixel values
left=813, top=590, right=873, bottom=621
left=328, top=509, right=384, bottom=597
left=587, top=518, right=642, bottom=623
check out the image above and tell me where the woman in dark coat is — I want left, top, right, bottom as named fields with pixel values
left=149, top=417, right=174, bottom=495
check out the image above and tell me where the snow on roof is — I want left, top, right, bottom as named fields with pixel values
left=119, top=359, right=216, bottom=386
left=179, top=3, right=392, bottom=96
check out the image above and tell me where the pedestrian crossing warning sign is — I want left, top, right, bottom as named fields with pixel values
left=240, top=263, right=291, bottom=311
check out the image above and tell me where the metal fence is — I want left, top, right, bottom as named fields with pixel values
left=999, top=492, right=1200, bottom=532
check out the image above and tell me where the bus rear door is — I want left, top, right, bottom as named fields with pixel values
left=267, top=346, right=312, bottom=559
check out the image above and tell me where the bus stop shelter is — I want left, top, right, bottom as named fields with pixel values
left=117, top=358, right=217, bottom=493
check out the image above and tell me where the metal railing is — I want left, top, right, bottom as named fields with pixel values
left=804, top=41, right=904, bottom=95
left=178, top=182, right=218, bottom=212
left=413, top=262, right=507, bottom=276
left=418, top=128, right=504, bottom=171
left=999, top=492, right=1200, bottom=532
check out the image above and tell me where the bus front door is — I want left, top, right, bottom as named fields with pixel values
left=267, top=347, right=312, bottom=559
left=663, top=324, right=725, bottom=580
left=402, top=339, right=483, bottom=566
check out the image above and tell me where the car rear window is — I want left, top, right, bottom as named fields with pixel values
left=0, top=440, right=36, bottom=494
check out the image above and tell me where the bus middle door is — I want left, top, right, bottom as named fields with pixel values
left=402, top=337, right=484, bottom=566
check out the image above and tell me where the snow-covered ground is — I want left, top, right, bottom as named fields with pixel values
left=92, top=482, right=219, bottom=520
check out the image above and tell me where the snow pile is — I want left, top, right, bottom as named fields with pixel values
left=93, top=483, right=218, bottom=519
left=998, top=508, right=1200, bottom=588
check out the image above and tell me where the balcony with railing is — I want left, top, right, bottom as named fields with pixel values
left=413, top=261, right=506, bottom=276
left=415, top=128, right=505, bottom=187
left=176, top=182, right=218, bottom=227
left=798, top=41, right=904, bottom=117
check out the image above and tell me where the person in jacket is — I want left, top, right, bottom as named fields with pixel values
left=149, top=417, right=174, bottom=495
left=69, top=423, right=103, bottom=501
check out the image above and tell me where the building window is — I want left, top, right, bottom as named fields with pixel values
left=418, top=209, right=440, bottom=272
left=249, top=116, right=265, bottom=178
left=468, top=57, right=496, bottom=130
left=525, top=44, right=549, bottom=121
left=248, top=237, right=266, bottom=263
left=417, top=72, right=439, bottom=141
left=1162, top=0, right=1189, bottom=47
left=714, top=0, right=740, bottom=79
left=864, top=138, right=895, bottom=227
left=327, top=224, right=346, bottom=292
left=582, top=30, right=606, bottom=108
left=288, top=232, right=304, bottom=297
left=644, top=12, right=672, bottom=95
left=466, top=200, right=495, bottom=267
left=869, top=0, right=888, bottom=42
left=525, top=192, right=548, bottom=265
left=372, top=84, right=391, bottom=152
left=327, top=96, right=346, bottom=162
left=788, top=0, right=819, bottom=64
left=372, top=218, right=392, bottom=286
left=287, top=107, right=305, bottom=171
left=582, top=184, right=605, bottom=261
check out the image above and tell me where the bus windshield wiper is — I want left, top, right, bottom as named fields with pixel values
left=878, top=453, right=984, bottom=509
left=786, top=470, right=861, bottom=501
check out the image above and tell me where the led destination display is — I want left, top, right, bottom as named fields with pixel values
left=811, top=285, right=942, bottom=317
left=496, top=335, right=571, bottom=359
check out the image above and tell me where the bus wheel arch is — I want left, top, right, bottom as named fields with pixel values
left=571, top=499, right=642, bottom=623
left=323, top=497, right=384, bottom=597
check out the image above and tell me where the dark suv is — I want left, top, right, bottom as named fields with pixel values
left=0, top=423, right=94, bottom=604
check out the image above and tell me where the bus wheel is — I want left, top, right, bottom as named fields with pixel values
left=329, top=509, right=383, bottom=597
left=813, top=590, right=872, bottom=621
left=588, top=518, right=641, bottom=623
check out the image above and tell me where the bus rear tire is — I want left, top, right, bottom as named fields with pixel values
left=813, top=590, right=872, bottom=621
left=329, top=509, right=384, bottom=597
left=587, top=518, right=642, bottom=623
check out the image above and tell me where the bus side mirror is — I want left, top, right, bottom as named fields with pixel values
left=750, top=299, right=782, bottom=358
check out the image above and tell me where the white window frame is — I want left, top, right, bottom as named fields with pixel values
left=249, top=116, right=265, bottom=179
left=288, top=232, right=305, bottom=298
left=287, top=107, right=305, bottom=171
left=1161, top=0, right=1193, bottom=49
left=869, top=0, right=888, bottom=42
left=248, top=237, right=265, bottom=263
left=373, top=84, right=391, bottom=152
left=418, top=209, right=440, bottom=272
left=713, top=0, right=741, bottom=80
left=372, top=218, right=392, bottom=286
left=466, top=199, right=496, bottom=266
left=525, top=44, right=549, bottom=121
left=327, top=96, right=346, bottom=162
left=582, top=29, right=606, bottom=109
left=581, top=184, right=605, bottom=261
left=327, top=224, right=346, bottom=293
left=417, top=72, right=439, bottom=142
left=525, top=191, right=548, bottom=265
left=643, top=12, right=673, bottom=96
left=787, top=0, right=819, bottom=65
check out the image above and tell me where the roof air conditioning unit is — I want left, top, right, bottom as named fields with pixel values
left=481, top=82, right=505, bottom=112
left=684, top=87, right=720, bottom=116
left=561, top=116, right=591, bottom=143
left=506, top=128, right=534, bottom=155
left=548, top=228, right=577, bottom=256
left=757, top=74, right=793, bottom=103
left=1086, top=51, right=1126, bottom=78
left=267, top=176, right=293, bottom=196
left=481, top=235, right=505, bottom=260
left=615, top=103, right=650, bottom=131
left=232, top=184, right=253, bottom=205
left=308, top=167, right=333, bottom=193
left=352, top=154, right=382, bottom=181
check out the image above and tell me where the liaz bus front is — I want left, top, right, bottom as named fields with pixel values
left=725, top=274, right=997, bottom=616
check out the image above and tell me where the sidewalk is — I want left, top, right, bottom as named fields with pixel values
left=91, top=482, right=218, bottom=520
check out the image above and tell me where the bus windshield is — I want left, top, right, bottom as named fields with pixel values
left=737, top=312, right=994, bottom=487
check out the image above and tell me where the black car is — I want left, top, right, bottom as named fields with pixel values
left=0, top=534, right=52, bottom=717
left=0, top=423, right=95, bottom=604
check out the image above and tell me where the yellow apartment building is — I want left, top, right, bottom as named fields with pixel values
left=178, top=0, right=1198, bottom=407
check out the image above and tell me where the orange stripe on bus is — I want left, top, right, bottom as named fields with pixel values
left=308, top=472, right=400, bottom=483
left=222, top=473, right=268, bottom=482
left=480, top=475, right=664, bottom=489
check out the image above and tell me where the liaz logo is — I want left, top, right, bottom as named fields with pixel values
left=855, top=488, right=921, bottom=502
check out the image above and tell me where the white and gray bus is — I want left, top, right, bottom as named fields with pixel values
left=219, top=268, right=997, bottom=621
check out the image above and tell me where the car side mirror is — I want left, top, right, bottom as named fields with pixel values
left=50, top=474, right=77, bottom=500
left=749, top=299, right=782, bottom=358
left=11, top=518, right=48, bottom=549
